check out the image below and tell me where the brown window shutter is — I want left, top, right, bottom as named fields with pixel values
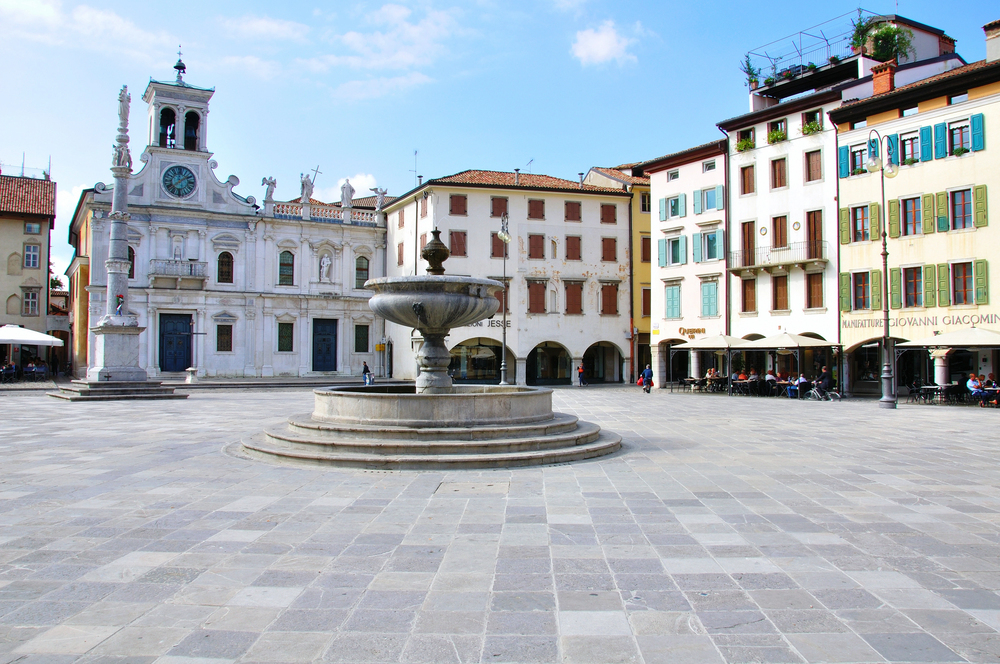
left=642, top=288, right=651, bottom=316
left=420, top=197, right=427, bottom=217
left=398, top=210, right=405, bottom=228
left=566, top=283, right=582, bottom=314
left=601, top=204, right=616, bottom=224
left=492, top=197, right=507, bottom=217
left=528, top=282, right=545, bottom=313
left=451, top=231, right=467, bottom=256
left=602, top=238, right=616, bottom=262
left=529, top=234, right=544, bottom=259
left=641, top=236, right=651, bottom=262
left=496, top=284, right=507, bottom=313
left=528, top=200, right=545, bottom=219
left=450, top=195, right=467, bottom=215
left=566, top=236, right=581, bottom=260
left=601, top=284, right=617, bottom=314
left=420, top=233, right=427, bottom=250
left=565, top=201, right=581, bottom=221
left=397, top=242, right=404, bottom=266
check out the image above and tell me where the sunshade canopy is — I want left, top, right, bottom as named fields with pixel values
left=0, top=325, right=64, bottom=347
left=671, top=334, right=749, bottom=350
left=740, top=332, right=838, bottom=350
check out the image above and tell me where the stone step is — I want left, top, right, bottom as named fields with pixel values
left=243, top=430, right=622, bottom=470
left=263, top=419, right=601, bottom=456
left=48, top=391, right=188, bottom=401
left=48, top=380, right=187, bottom=401
left=282, top=412, right=580, bottom=442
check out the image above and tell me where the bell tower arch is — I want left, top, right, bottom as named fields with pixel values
left=142, top=49, right=215, bottom=153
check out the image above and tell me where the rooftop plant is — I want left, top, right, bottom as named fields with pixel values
left=739, top=54, right=761, bottom=88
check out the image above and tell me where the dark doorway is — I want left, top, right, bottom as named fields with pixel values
left=159, top=314, right=191, bottom=372
left=313, top=319, right=338, bottom=371
left=526, top=342, right=571, bottom=385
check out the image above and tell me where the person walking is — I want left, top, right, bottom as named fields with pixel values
left=362, top=361, right=372, bottom=385
left=577, top=364, right=588, bottom=387
left=641, top=364, right=654, bottom=394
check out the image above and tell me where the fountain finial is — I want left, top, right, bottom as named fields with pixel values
left=422, top=228, right=449, bottom=275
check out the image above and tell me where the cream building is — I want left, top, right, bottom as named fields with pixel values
left=382, top=170, right=632, bottom=386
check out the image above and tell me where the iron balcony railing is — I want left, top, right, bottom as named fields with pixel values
left=149, top=259, right=207, bottom=278
left=729, top=240, right=828, bottom=270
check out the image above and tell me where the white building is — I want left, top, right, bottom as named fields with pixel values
left=382, top=170, right=633, bottom=386
left=67, top=65, right=387, bottom=379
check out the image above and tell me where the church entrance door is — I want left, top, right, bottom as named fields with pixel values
left=313, top=319, right=337, bottom=372
left=159, top=314, right=192, bottom=372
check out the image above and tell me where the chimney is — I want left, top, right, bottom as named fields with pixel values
left=514, top=168, right=520, bottom=186
left=418, top=175, right=423, bottom=185
left=578, top=173, right=584, bottom=189
left=986, top=20, right=1000, bottom=63
left=872, top=59, right=897, bottom=95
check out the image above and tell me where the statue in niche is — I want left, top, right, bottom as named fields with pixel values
left=341, top=179, right=354, bottom=208
left=300, top=173, right=314, bottom=204
left=319, top=253, right=332, bottom=282
left=370, top=187, right=388, bottom=211
left=261, top=176, right=276, bottom=202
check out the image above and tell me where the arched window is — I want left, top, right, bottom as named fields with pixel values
left=184, top=111, right=200, bottom=151
left=217, top=251, right=234, bottom=283
left=278, top=251, right=294, bottom=285
left=159, top=108, right=176, bottom=148
left=127, top=246, right=135, bottom=279
left=355, top=256, right=370, bottom=289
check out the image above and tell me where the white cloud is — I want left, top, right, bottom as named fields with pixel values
left=571, top=20, right=636, bottom=66
left=314, top=174, right=378, bottom=204
left=221, top=55, right=283, bottom=80
left=51, top=183, right=87, bottom=277
left=334, top=72, right=432, bottom=100
left=221, top=14, right=309, bottom=42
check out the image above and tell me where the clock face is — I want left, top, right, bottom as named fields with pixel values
left=162, top=165, right=196, bottom=198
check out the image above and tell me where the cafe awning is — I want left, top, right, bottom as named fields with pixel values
left=740, top=332, right=839, bottom=350
left=672, top=334, right=749, bottom=350
left=897, top=326, right=1000, bottom=349
left=0, top=325, right=64, bottom=347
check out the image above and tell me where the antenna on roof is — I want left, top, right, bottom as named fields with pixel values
left=21, top=152, right=25, bottom=177
left=525, top=158, right=534, bottom=174
left=409, top=150, right=419, bottom=187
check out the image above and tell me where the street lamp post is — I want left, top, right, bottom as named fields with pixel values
left=498, top=212, right=511, bottom=385
left=866, top=129, right=899, bottom=409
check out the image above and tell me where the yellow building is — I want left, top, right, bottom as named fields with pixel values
left=831, top=24, right=1000, bottom=393
left=585, top=165, right=651, bottom=378
left=66, top=188, right=94, bottom=376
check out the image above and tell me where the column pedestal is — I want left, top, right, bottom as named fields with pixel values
left=86, top=322, right=148, bottom=382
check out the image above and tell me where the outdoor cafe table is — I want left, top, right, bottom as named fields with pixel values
left=776, top=380, right=797, bottom=398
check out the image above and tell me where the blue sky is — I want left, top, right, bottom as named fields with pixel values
left=0, top=0, right=994, bottom=276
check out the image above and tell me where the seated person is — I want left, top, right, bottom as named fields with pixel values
left=968, top=372, right=988, bottom=406
left=796, top=373, right=812, bottom=398
left=764, top=369, right=776, bottom=382
left=738, top=371, right=747, bottom=380
left=986, top=373, right=997, bottom=388
left=748, top=368, right=759, bottom=380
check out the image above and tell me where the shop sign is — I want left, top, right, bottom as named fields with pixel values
left=842, top=313, right=1000, bottom=329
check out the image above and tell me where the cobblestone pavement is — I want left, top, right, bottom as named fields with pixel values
left=1, top=387, right=1000, bottom=663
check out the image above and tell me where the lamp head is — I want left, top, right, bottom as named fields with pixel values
left=866, top=156, right=883, bottom=173
left=884, top=162, right=899, bottom=178
left=498, top=230, right=511, bottom=243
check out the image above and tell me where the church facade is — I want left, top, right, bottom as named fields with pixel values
left=66, top=66, right=387, bottom=379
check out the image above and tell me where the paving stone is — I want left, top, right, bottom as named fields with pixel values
left=861, top=632, right=965, bottom=662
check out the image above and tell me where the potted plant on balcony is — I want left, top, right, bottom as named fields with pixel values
left=870, top=24, right=914, bottom=62
left=829, top=55, right=841, bottom=65
left=952, top=147, right=970, bottom=157
left=806, top=62, right=817, bottom=72
left=801, top=121, right=822, bottom=136
left=903, top=157, right=919, bottom=166
left=764, top=77, right=776, bottom=86
left=740, top=54, right=761, bottom=90
left=850, top=11, right=875, bottom=55
left=736, top=137, right=756, bottom=153
left=768, top=129, right=788, bottom=144
left=851, top=167, right=867, bottom=176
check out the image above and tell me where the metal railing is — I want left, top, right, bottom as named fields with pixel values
left=729, top=240, right=828, bottom=269
left=149, top=259, right=207, bottom=278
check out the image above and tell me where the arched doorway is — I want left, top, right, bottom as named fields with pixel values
left=659, top=338, right=688, bottom=384
left=583, top=341, right=624, bottom=383
left=526, top=342, right=571, bottom=385
left=448, top=337, right=512, bottom=383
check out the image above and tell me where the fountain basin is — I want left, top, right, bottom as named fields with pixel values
left=366, top=276, right=501, bottom=333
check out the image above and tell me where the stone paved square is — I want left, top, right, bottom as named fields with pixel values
left=1, top=386, right=999, bottom=662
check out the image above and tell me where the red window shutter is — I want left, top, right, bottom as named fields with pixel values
left=601, top=284, right=617, bottom=314
left=528, top=282, right=545, bottom=313
left=642, top=288, right=651, bottom=316
left=451, top=231, right=466, bottom=256
left=492, top=197, right=507, bottom=217
left=566, top=282, right=582, bottom=314
left=529, top=234, right=544, bottom=259
left=528, top=200, right=544, bottom=219
left=565, top=201, right=581, bottom=221
left=450, top=195, right=467, bottom=215
left=602, top=238, right=616, bottom=262
left=420, top=233, right=427, bottom=250
left=397, top=242, right=404, bottom=266
left=566, top=236, right=581, bottom=260
left=601, top=204, right=616, bottom=224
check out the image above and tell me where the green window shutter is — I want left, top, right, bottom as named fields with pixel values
left=971, top=113, right=985, bottom=152
left=937, top=262, right=950, bottom=306
left=678, top=193, right=687, bottom=218
left=870, top=202, right=881, bottom=238
left=839, top=207, right=851, bottom=245
left=922, top=194, right=936, bottom=234
left=974, top=185, right=988, bottom=227
left=934, top=123, right=947, bottom=159
left=920, top=126, right=933, bottom=161
left=839, top=272, right=851, bottom=312
left=889, top=267, right=902, bottom=309
left=692, top=232, right=702, bottom=263
left=715, top=185, right=725, bottom=210
left=923, top=264, right=936, bottom=307
left=678, top=234, right=687, bottom=264
left=659, top=197, right=667, bottom=221
left=936, top=192, right=949, bottom=232
left=888, top=199, right=901, bottom=238
left=975, top=259, right=989, bottom=304
left=887, top=134, right=899, bottom=165
left=870, top=269, right=882, bottom=310
left=657, top=238, right=667, bottom=267
left=702, top=281, right=718, bottom=316
left=838, top=145, right=850, bottom=178
left=693, top=191, right=702, bottom=215
left=715, top=229, right=725, bottom=258
left=665, top=285, right=680, bottom=318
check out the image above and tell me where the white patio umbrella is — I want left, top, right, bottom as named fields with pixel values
left=0, top=325, right=64, bottom=347
left=671, top=334, right=748, bottom=349
left=897, top=326, right=1000, bottom=349
left=740, top=332, right=838, bottom=349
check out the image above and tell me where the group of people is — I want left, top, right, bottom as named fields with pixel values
left=967, top=372, right=998, bottom=406
left=723, top=364, right=834, bottom=398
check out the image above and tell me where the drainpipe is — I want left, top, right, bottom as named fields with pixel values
left=830, top=110, right=845, bottom=395
left=717, top=129, right=731, bottom=338
left=627, top=185, right=635, bottom=383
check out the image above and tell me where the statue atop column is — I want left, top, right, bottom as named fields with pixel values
left=117, top=85, right=130, bottom=129
left=300, top=173, right=314, bottom=204
left=262, top=176, right=276, bottom=202
left=370, top=187, right=388, bottom=211
left=341, top=178, right=355, bottom=208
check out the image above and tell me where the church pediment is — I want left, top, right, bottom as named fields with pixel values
left=211, top=233, right=241, bottom=252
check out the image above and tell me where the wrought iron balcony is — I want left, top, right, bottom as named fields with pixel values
left=728, top=240, right=828, bottom=272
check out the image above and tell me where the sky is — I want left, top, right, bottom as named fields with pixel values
left=0, top=0, right=995, bottom=279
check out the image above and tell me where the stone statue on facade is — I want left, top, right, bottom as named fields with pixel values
left=112, top=143, right=132, bottom=169
left=262, top=176, right=276, bottom=202
left=320, top=254, right=332, bottom=282
left=300, top=173, right=314, bottom=204
left=341, top=179, right=355, bottom=208
left=118, top=85, right=130, bottom=128
left=370, top=187, right=388, bottom=211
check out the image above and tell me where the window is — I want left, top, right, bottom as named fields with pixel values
left=23, top=245, right=39, bottom=269
left=600, top=204, right=617, bottom=224
left=22, top=291, right=38, bottom=316
left=737, top=128, right=754, bottom=144
left=740, top=165, right=755, bottom=195
left=698, top=230, right=722, bottom=261
left=770, top=158, right=787, bottom=189
left=217, top=324, right=233, bottom=352
left=666, top=195, right=684, bottom=218
left=663, top=236, right=686, bottom=266
left=528, top=234, right=545, bottom=259
left=953, top=262, right=973, bottom=304
left=355, top=256, right=369, bottom=288
left=277, top=322, right=294, bottom=352
left=128, top=246, right=136, bottom=280
left=397, top=210, right=404, bottom=228
left=420, top=233, right=427, bottom=251
left=741, top=221, right=755, bottom=267
left=949, top=120, right=970, bottom=154
left=665, top=284, right=681, bottom=319
left=491, top=197, right=508, bottom=218
left=850, top=145, right=867, bottom=174
left=397, top=242, right=404, bottom=266
left=701, top=187, right=718, bottom=211
left=853, top=272, right=870, bottom=310
left=355, top=324, right=369, bottom=353
left=601, top=284, right=618, bottom=315
left=640, top=236, right=651, bottom=263
left=641, top=288, right=651, bottom=316
left=420, top=196, right=427, bottom=218
left=700, top=281, right=718, bottom=317
left=772, top=275, right=788, bottom=311
left=564, top=201, right=582, bottom=221
left=806, top=210, right=823, bottom=259
left=703, top=160, right=716, bottom=172
left=902, top=197, right=921, bottom=235
left=449, top=231, right=467, bottom=257
left=565, top=282, right=583, bottom=314
left=278, top=251, right=294, bottom=285
left=667, top=170, right=679, bottom=181
left=527, top=199, right=545, bottom=219
left=904, top=267, right=922, bottom=307
left=806, top=273, right=823, bottom=309
left=900, top=131, right=919, bottom=162
left=902, top=106, right=918, bottom=117
left=640, top=192, right=651, bottom=212
left=852, top=206, right=869, bottom=242
left=768, top=119, right=787, bottom=142
left=449, top=194, right=467, bottom=215
left=741, top=278, right=756, bottom=313
left=566, top=236, right=582, bottom=261
left=601, top=237, right=617, bottom=262
left=802, top=109, right=822, bottom=128
left=805, top=150, right=822, bottom=182
left=491, top=232, right=508, bottom=258
left=24, top=222, right=40, bottom=234
left=772, top=215, right=788, bottom=248
left=527, top=281, right=546, bottom=313
left=217, top=251, right=233, bottom=283
left=949, top=92, right=969, bottom=105
left=851, top=120, right=868, bottom=130
left=951, top=189, right=972, bottom=230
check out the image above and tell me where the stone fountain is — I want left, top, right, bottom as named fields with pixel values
left=243, top=230, right=620, bottom=469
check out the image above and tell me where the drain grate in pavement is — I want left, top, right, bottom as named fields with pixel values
left=435, top=481, right=510, bottom=495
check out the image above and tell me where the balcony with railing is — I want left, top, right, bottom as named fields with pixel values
left=149, top=259, right=208, bottom=289
left=728, top=240, right=828, bottom=273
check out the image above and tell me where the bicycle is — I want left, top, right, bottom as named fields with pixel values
left=804, top=385, right=842, bottom=401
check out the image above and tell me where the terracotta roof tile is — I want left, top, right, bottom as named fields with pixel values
left=0, top=175, right=56, bottom=217
left=430, top=170, right=627, bottom=194
left=840, top=59, right=1000, bottom=109
left=590, top=167, right=650, bottom=187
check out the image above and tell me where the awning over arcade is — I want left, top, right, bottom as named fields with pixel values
left=672, top=334, right=748, bottom=350
left=897, top=326, right=1000, bottom=349
left=740, top=332, right=839, bottom=350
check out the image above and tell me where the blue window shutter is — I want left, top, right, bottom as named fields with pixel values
left=887, top=134, right=899, bottom=165
left=658, top=197, right=667, bottom=221
left=971, top=113, right=985, bottom=152
left=701, top=283, right=710, bottom=317
left=678, top=235, right=687, bottom=264
left=920, top=126, right=933, bottom=161
left=692, top=232, right=702, bottom=263
left=665, top=286, right=680, bottom=318
left=868, top=137, right=879, bottom=158
left=678, top=193, right=687, bottom=218
left=657, top=238, right=667, bottom=267
left=693, top=191, right=702, bottom=215
left=934, top=123, right=947, bottom=159
left=709, top=282, right=718, bottom=315
left=838, top=145, right=850, bottom=178
left=716, top=230, right=725, bottom=257
left=714, top=185, right=724, bottom=210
